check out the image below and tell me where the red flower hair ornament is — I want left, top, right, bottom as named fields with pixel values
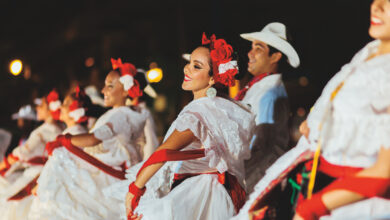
left=111, top=58, right=143, bottom=99
left=202, top=33, right=238, bottom=87
left=68, top=86, right=88, bottom=123
left=46, top=89, right=61, bottom=120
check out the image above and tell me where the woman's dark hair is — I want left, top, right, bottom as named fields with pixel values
left=69, top=87, right=94, bottom=122
left=134, top=71, right=148, bottom=92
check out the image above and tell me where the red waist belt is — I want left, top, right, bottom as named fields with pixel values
left=172, top=171, right=246, bottom=213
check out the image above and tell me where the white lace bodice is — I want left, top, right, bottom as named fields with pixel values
left=12, top=122, right=63, bottom=161
left=307, top=40, right=390, bottom=167
left=165, top=97, right=255, bottom=185
left=87, top=106, right=147, bottom=166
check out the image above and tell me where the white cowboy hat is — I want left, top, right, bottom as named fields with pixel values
left=240, top=22, right=300, bottom=68
left=12, top=105, right=37, bottom=120
left=182, top=53, right=191, bottom=62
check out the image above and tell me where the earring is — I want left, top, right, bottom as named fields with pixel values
left=206, top=87, right=217, bottom=98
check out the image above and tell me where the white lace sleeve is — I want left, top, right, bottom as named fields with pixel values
left=93, top=110, right=132, bottom=141
left=173, top=111, right=229, bottom=173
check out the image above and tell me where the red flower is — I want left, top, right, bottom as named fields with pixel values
left=128, top=80, right=143, bottom=99
left=210, top=39, right=233, bottom=64
left=47, top=90, right=59, bottom=103
left=213, top=69, right=237, bottom=87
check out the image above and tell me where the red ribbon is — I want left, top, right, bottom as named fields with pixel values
left=8, top=176, right=39, bottom=201
left=48, top=134, right=126, bottom=180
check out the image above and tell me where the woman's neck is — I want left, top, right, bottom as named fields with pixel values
left=44, top=116, right=54, bottom=124
left=65, top=120, right=77, bottom=128
left=369, top=39, right=390, bottom=60
left=113, top=99, right=126, bottom=108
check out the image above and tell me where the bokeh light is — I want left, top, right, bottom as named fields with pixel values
left=10, top=59, right=23, bottom=76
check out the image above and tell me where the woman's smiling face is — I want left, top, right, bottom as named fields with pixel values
left=182, top=47, right=214, bottom=94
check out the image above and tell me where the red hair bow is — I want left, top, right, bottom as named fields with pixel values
left=69, top=86, right=88, bottom=123
left=46, top=89, right=61, bottom=120
left=111, top=58, right=136, bottom=77
left=47, top=89, right=59, bottom=103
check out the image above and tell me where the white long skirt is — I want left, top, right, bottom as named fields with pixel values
left=28, top=148, right=125, bottom=220
left=135, top=174, right=236, bottom=220
left=0, top=166, right=41, bottom=220
left=104, top=162, right=236, bottom=220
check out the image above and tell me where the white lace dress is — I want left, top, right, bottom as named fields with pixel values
left=233, top=40, right=390, bottom=220
left=28, top=106, right=147, bottom=220
left=0, top=122, right=67, bottom=220
left=105, top=97, right=255, bottom=220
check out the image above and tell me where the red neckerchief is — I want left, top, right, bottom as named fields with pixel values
left=234, top=72, right=274, bottom=101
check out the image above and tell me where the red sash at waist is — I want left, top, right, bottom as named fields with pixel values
left=172, top=171, right=246, bottom=213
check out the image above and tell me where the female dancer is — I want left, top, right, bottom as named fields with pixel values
left=0, top=90, right=63, bottom=220
left=234, top=0, right=390, bottom=219
left=28, top=59, right=148, bottom=220
left=125, top=33, right=255, bottom=220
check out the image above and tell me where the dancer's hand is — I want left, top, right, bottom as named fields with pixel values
left=31, top=185, right=38, bottom=196
left=125, top=192, right=135, bottom=216
left=299, top=120, right=310, bottom=140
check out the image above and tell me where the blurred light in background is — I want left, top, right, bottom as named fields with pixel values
left=10, top=59, right=23, bottom=76
left=297, top=107, right=306, bottom=117
left=85, top=57, right=95, bottom=67
left=154, top=95, right=167, bottom=112
left=299, top=76, right=309, bottom=87
left=147, top=68, right=163, bottom=83
left=229, top=80, right=240, bottom=98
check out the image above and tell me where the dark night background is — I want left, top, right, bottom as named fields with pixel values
left=0, top=0, right=372, bottom=143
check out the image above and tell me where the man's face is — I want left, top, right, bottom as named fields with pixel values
left=247, top=40, right=273, bottom=76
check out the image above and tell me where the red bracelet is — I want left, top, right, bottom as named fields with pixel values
left=56, top=134, right=72, bottom=148
left=45, top=141, right=61, bottom=156
left=128, top=182, right=146, bottom=211
left=296, top=192, right=330, bottom=220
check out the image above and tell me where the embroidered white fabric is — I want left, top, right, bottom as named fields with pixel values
left=170, top=97, right=255, bottom=182
left=306, top=40, right=390, bottom=167
left=12, top=122, right=63, bottom=161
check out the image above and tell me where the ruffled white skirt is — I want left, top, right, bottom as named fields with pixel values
left=105, top=162, right=236, bottom=220
left=0, top=166, right=41, bottom=220
left=28, top=148, right=126, bottom=220
left=136, top=174, right=236, bottom=220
